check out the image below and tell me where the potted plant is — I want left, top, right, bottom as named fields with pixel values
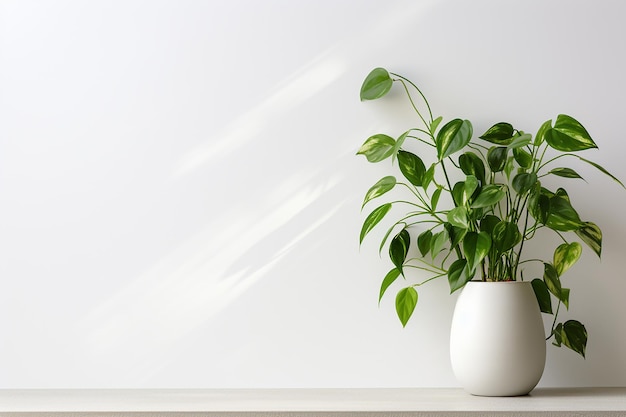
left=357, top=67, right=623, bottom=396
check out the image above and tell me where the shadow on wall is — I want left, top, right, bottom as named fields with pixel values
left=77, top=1, right=440, bottom=384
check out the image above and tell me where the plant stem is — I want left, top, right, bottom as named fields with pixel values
left=548, top=300, right=562, bottom=340
left=394, top=79, right=430, bottom=129
left=390, top=72, right=434, bottom=124
left=513, top=197, right=531, bottom=280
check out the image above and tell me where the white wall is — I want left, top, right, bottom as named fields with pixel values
left=1, top=0, right=625, bottom=388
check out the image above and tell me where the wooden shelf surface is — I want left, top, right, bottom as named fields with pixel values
left=1, top=387, right=625, bottom=416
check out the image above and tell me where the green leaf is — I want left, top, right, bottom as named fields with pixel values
left=545, top=114, right=597, bottom=152
left=507, top=133, right=532, bottom=149
left=512, top=172, right=537, bottom=195
left=357, top=134, right=396, bottom=162
left=575, top=156, right=626, bottom=189
left=513, top=147, right=533, bottom=169
left=554, top=242, right=582, bottom=276
left=487, top=146, right=508, bottom=172
left=397, top=150, right=426, bottom=186
left=479, top=122, right=514, bottom=145
left=430, top=116, right=443, bottom=135
left=548, top=167, right=585, bottom=180
left=360, top=203, right=392, bottom=244
left=378, top=223, right=401, bottom=255
left=395, top=287, right=418, bottom=327
left=390, top=131, right=409, bottom=162
left=560, top=287, right=570, bottom=309
left=379, top=268, right=401, bottom=304
left=575, top=222, right=602, bottom=258
left=422, top=164, right=436, bottom=190
left=417, top=230, right=433, bottom=257
left=479, top=214, right=501, bottom=235
left=464, top=175, right=479, bottom=200
left=436, top=119, right=473, bottom=160
left=546, top=194, right=584, bottom=232
left=543, top=263, right=562, bottom=299
left=459, top=152, right=486, bottom=185
left=447, top=206, right=469, bottom=229
left=503, top=156, right=515, bottom=179
left=452, top=177, right=478, bottom=207
left=452, top=181, right=467, bottom=206
left=555, top=187, right=570, bottom=201
left=362, top=176, right=396, bottom=208
left=561, top=320, right=588, bottom=358
left=448, top=259, right=471, bottom=294
left=445, top=223, right=467, bottom=248
left=360, top=67, right=393, bottom=101
left=463, top=231, right=491, bottom=271
left=389, top=229, right=411, bottom=275
left=471, top=185, right=506, bottom=208
left=431, top=187, right=442, bottom=211
left=534, top=119, right=552, bottom=146
left=492, top=221, right=521, bottom=253
left=529, top=183, right=550, bottom=224
left=531, top=278, right=553, bottom=314
left=430, top=229, right=448, bottom=258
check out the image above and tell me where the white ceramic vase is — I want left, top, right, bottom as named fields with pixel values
left=450, top=281, right=546, bottom=396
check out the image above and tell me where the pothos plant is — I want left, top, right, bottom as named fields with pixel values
left=357, top=67, right=623, bottom=358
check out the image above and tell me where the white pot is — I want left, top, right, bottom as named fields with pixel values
left=450, top=281, right=546, bottom=396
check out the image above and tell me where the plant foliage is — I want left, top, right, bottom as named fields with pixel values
left=358, top=67, right=624, bottom=357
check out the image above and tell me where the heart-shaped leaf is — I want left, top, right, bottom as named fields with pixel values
left=357, top=134, right=396, bottom=162
left=436, top=119, right=473, bottom=160
left=447, top=206, right=469, bottom=229
left=389, top=229, right=411, bottom=275
left=459, top=152, right=486, bottom=185
left=512, top=172, right=537, bottom=195
left=395, top=287, right=418, bottom=327
left=360, top=67, right=393, bottom=101
left=479, top=122, right=514, bottom=145
left=448, top=258, right=472, bottom=294
left=553, top=242, right=582, bottom=276
left=398, top=150, right=426, bottom=186
left=492, top=221, right=521, bottom=253
left=463, top=231, right=491, bottom=271
left=487, top=146, right=508, bottom=172
left=480, top=214, right=501, bottom=235
left=561, top=320, right=588, bottom=358
left=471, top=185, right=506, bottom=208
left=545, top=114, right=597, bottom=152
left=417, top=230, right=433, bottom=257
left=513, top=147, right=533, bottom=169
